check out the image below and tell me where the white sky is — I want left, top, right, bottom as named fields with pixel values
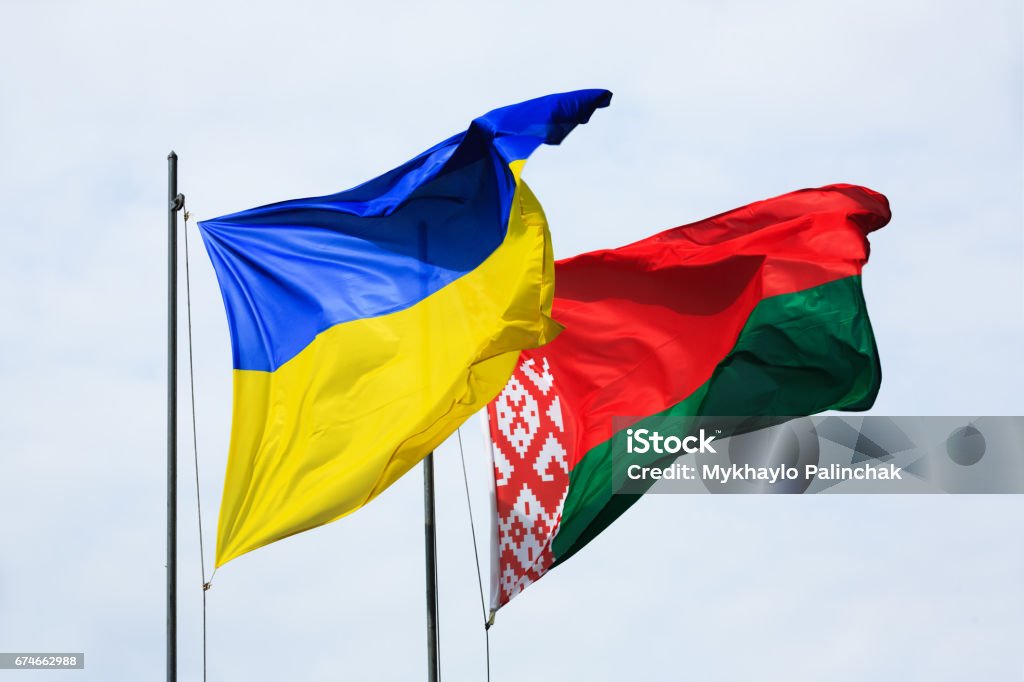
left=0, top=0, right=1021, bottom=680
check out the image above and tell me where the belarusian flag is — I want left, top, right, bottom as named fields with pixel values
left=484, top=184, right=891, bottom=614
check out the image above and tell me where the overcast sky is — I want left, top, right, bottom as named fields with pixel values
left=1, top=0, right=1021, bottom=680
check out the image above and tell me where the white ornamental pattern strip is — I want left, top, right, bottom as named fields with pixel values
left=488, top=353, right=572, bottom=607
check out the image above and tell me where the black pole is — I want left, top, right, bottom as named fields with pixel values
left=167, top=151, right=182, bottom=682
left=423, top=452, right=439, bottom=681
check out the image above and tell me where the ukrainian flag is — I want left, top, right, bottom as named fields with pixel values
left=199, top=89, right=611, bottom=567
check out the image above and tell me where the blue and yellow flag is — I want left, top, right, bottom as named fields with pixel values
left=199, top=89, right=611, bottom=566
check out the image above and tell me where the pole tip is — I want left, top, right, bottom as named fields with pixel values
left=168, top=150, right=177, bottom=160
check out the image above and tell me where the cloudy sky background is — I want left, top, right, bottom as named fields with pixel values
left=1, top=0, right=1021, bottom=679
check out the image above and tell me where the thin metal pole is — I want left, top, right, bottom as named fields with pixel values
left=423, top=452, right=440, bottom=682
left=167, top=151, right=182, bottom=682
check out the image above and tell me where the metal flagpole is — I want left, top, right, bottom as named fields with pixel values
left=424, top=452, right=440, bottom=681
left=167, top=151, right=184, bottom=682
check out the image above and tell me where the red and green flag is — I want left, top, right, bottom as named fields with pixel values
left=484, top=184, right=891, bottom=613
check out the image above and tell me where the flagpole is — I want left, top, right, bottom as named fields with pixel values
left=167, top=151, right=183, bottom=682
left=424, top=452, right=439, bottom=681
